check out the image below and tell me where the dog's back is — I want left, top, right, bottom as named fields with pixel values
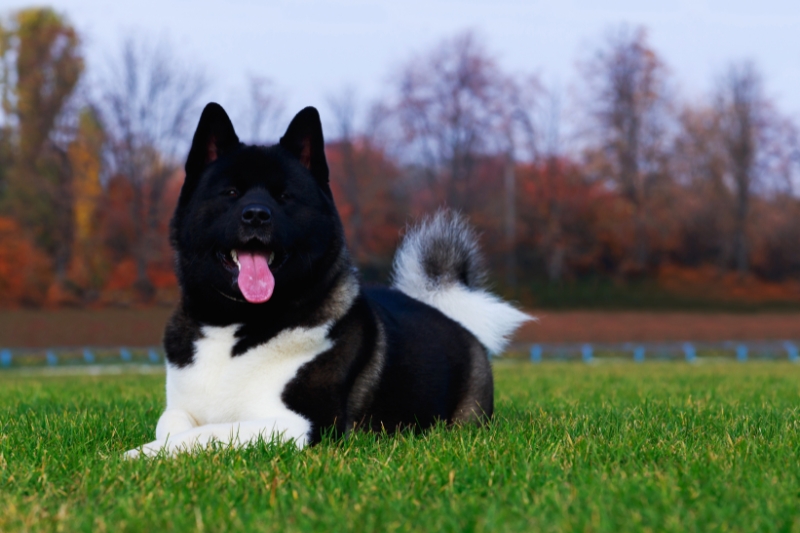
left=356, top=210, right=531, bottom=429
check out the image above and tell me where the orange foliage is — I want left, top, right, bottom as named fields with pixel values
left=657, top=264, right=800, bottom=304
left=0, top=217, right=52, bottom=306
left=103, top=259, right=138, bottom=291
left=327, top=139, right=406, bottom=273
left=147, top=264, right=178, bottom=290
left=511, top=158, right=629, bottom=279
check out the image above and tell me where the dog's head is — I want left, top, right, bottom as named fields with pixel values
left=171, top=103, right=345, bottom=315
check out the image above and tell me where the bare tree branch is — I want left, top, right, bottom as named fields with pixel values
left=97, top=35, right=207, bottom=299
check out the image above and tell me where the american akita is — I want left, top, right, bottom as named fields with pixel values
left=126, top=103, right=530, bottom=457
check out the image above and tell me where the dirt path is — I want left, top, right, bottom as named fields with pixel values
left=1, top=309, right=799, bottom=347
left=0, top=309, right=173, bottom=348
left=518, top=311, right=800, bottom=343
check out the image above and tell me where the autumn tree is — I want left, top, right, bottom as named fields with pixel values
left=581, top=26, right=672, bottom=272
left=386, top=32, right=536, bottom=209
left=714, top=62, right=765, bottom=274
left=0, top=7, right=83, bottom=278
left=670, top=104, right=730, bottom=267
left=382, top=31, right=540, bottom=290
left=524, top=88, right=576, bottom=282
left=328, top=87, right=365, bottom=255
left=98, top=36, right=206, bottom=300
left=66, top=107, right=105, bottom=294
left=326, top=87, right=406, bottom=277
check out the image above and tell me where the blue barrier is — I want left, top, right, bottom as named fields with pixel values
left=0, top=347, right=165, bottom=369
left=530, top=344, right=542, bottom=363
left=683, top=343, right=697, bottom=363
left=736, top=344, right=748, bottom=362
left=581, top=344, right=594, bottom=363
left=2, top=341, right=800, bottom=370
left=785, top=342, right=799, bottom=362
left=510, top=340, right=800, bottom=363
left=634, top=346, right=645, bottom=363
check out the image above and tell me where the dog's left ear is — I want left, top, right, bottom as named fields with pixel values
left=280, top=107, right=329, bottom=185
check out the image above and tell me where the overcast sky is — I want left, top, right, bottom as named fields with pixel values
left=6, top=0, right=800, bottom=140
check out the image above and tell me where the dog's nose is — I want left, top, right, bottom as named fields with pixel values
left=241, top=204, right=272, bottom=226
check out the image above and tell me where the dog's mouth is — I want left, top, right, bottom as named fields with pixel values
left=217, top=247, right=287, bottom=304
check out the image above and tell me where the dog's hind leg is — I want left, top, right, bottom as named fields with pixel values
left=451, top=341, right=494, bottom=424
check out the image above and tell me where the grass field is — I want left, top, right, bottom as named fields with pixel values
left=2, top=363, right=800, bottom=532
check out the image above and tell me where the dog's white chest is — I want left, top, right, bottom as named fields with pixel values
left=165, top=323, right=332, bottom=426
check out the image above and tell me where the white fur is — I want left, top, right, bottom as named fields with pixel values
left=392, top=232, right=532, bottom=355
left=126, top=323, right=332, bottom=458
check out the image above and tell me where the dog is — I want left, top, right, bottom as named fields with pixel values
left=126, top=103, right=530, bottom=457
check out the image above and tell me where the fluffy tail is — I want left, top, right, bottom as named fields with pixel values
left=391, top=210, right=532, bottom=354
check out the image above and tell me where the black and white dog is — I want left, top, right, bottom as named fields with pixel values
left=126, top=103, right=530, bottom=457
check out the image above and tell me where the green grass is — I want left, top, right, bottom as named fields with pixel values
left=2, top=363, right=800, bottom=532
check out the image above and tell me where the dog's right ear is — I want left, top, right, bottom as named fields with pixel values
left=173, top=104, right=240, bottom=240
left=185, top=103, right=240, bottom=179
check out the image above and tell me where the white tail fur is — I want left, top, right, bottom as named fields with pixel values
left=391, top=211, right=532, bottom=354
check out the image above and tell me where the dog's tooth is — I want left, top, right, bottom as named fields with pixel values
left=231, top=250, right=240, bottom=268
left=269, top=252, right=275, bottom=266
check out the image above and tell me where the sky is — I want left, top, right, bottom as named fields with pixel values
left=5, top=0, right=800, bottom=140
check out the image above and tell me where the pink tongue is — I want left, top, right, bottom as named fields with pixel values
left=236, top=251, right=274, bottom=303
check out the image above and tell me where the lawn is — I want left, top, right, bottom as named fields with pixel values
left=1, top=363, right=799, bottom=532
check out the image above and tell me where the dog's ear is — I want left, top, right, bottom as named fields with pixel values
left=185, top=102, right=240, bottom=179
left=280, top=107, right=329, bottom=185
left=173, top=103, right=240, bottom=239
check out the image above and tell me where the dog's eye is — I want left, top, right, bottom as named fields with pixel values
left=222, top=188, right=239, bottom=198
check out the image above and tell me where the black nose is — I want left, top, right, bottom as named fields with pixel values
left=241, top=204, right=272, bottom=226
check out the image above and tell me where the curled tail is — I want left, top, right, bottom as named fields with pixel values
left=391, top=210, right=532, bottom=354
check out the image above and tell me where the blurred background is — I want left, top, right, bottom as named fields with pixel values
left=1, top=1, right=800, bottom=348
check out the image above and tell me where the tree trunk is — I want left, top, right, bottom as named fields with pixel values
left=733, top=176, right=749, bottom=274
left=132, top=179, right=155, bottom=301
left=503, top=152, right=517, bottom=291
left=52, top=146, right=75, bottom=283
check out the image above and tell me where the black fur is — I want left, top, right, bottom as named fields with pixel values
left=166, top=103, right=493, bottom=443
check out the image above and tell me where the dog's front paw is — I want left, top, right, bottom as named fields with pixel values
left=124, top=439, right=167, bottom=459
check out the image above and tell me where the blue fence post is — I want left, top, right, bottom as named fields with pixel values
left=634, top=346, right=645, bottom=363
left=784, top=342, right=799, bottom=363
left=120, top=348, right=132, bottom=362
left=148, top=349, right=160, bottom=363
left=581, top=344, right=594, bottom=364
left=46, top=350, right=58, bottom=366
left=736, top=344, right=748, bottom=362
left=83, top=349, right=95, bottom=364
left=0, top=349, right=11, bottom=367
left=683, top=343, right=697, bottom=363
left=530, top=344, right=542, bottom=363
